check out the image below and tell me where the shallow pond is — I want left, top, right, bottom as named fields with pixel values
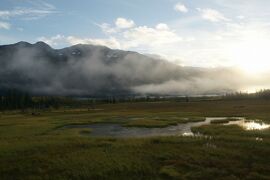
left=65, top=117, right=270, bottom=138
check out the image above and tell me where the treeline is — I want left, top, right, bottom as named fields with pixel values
left=0, top=89, right=73, bottom=111
left=0, top=90, right=32, bottom=111
left=224, top=89, right=270, bottom=100
left=4, top=88, right=270, bottom=111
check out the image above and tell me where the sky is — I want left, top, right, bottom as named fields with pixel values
left=1, top=0, right=270, bottom=74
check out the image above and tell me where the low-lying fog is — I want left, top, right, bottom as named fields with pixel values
left=0, top=42, right=269, bottom=96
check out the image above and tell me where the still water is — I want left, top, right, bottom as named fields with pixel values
left=65, top=117, right=269, bottom=138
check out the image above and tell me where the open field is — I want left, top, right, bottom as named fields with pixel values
left=0, top=99, right=270, bottom=179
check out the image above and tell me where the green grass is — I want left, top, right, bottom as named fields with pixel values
left=226, top=117, right=241, bottom=121
left=187, top=117, right=206, bottom=122
left=210, top=117, right=242, bottom=124
left=0, top=99, right=270, bottom=179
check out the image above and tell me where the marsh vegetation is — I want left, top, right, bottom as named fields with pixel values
left=0, top=99, right=270, bottom=179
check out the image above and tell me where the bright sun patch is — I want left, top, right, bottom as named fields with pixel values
left=227, top=30, right=270, bottom=74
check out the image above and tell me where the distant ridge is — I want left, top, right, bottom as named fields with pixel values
left=0, top=41, right=236, bottom=96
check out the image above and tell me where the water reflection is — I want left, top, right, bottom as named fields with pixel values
left=64, top=117, right=270, bottom=138
left=227, top=120, right=270, bottom=130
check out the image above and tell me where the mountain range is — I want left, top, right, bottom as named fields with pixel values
left=0, top=41, right=240, bottom=96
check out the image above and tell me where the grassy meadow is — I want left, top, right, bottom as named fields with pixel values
left=0, top=99, right=270, bottom=179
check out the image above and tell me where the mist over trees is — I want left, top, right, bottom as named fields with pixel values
left=224, top=89, right=270, bottom=100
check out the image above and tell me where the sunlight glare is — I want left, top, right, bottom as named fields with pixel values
left=242, top=121, right=270, bottom=130
left=228, top=31, right=270, bottom=74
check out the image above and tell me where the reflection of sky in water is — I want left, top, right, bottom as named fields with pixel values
left=228, top=120, right=270, bottom=130
left=242, top=121, right=270, bottom=130
left=65, top=117, right=270, bottom=138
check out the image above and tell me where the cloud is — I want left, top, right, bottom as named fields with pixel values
left=237, top=15, right=245, bottom=20
left=91, top=19, right=184, bottom=54
left=93, top=19, right=183, bottom=52
left=115, top=17, right=135, bottom=29
left=174, top=3, right=188, bottom=13
left=99, top=23, right=118, bottom=34
left=27, top=0, right=56, bottom=10
left=38, top=34, right=122, bottom=49
left=0, top=21, right=11, bottom=30
left=37, top=15, right=234, bottom=69
left=0, top=8, right=55, bottom=20
left=39, top=16, right=270, bottom=73
left=133, top=78, right=233, bottom=95
left=0, top=1, right=56, bottom=20
left=67, top=36, right=122, bottom=49
left=38, top=34, right=66, bottom=46
left=0, top=11, right=10, bottom=19
left=197, top=8, right=230, bottom=22
left=95, top=17, right=135, bottom=34
left=39, top=19, right=184, bottom=53
left=156, top=23, right=169, bottom=30
left=122, top=24, right=183, bottom=49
